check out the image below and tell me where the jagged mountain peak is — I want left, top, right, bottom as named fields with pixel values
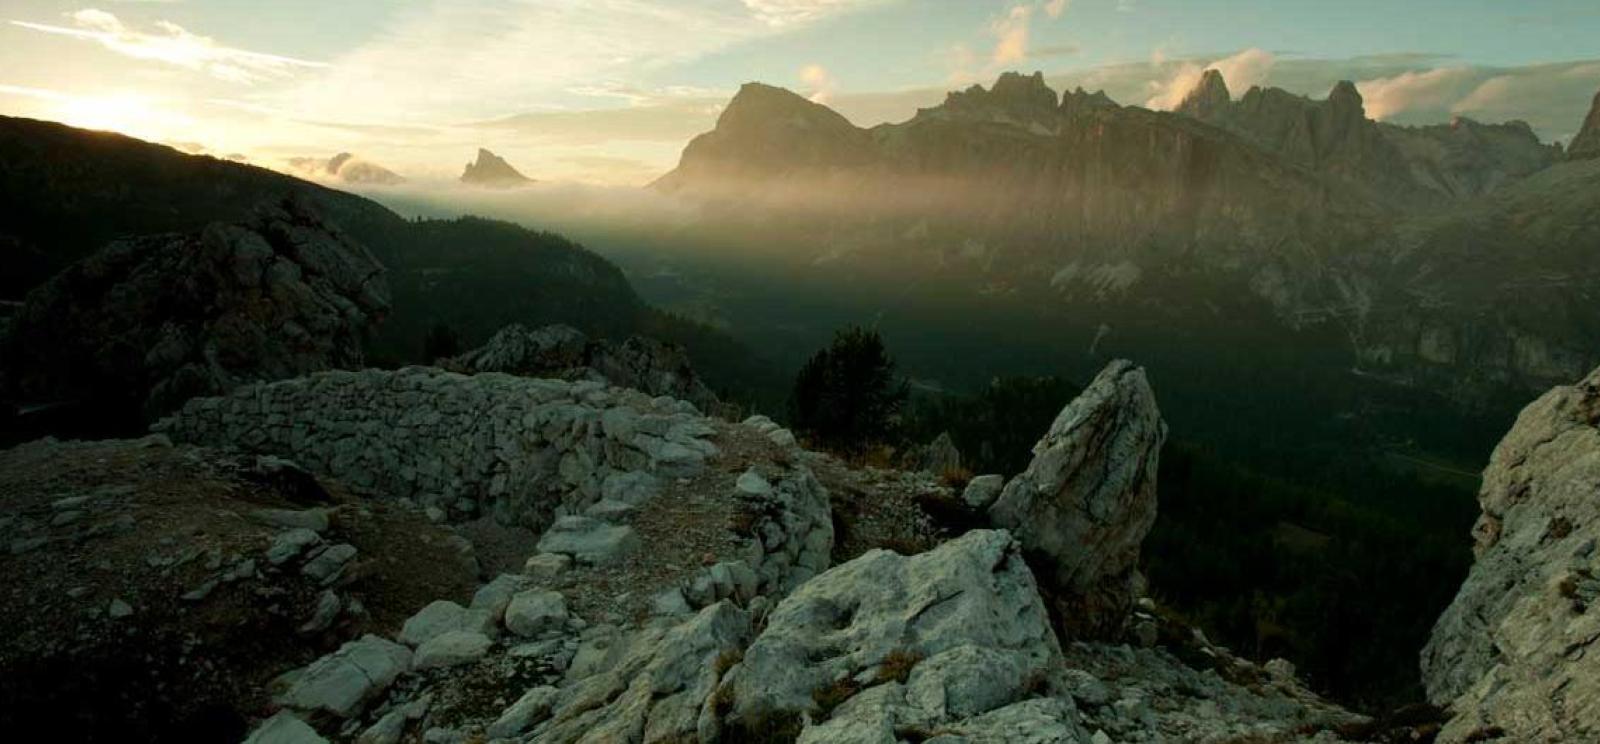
left=1324, top=80, right=1365, bottom=115
left=1060, top=86, right=1119, bottom=118
left=1177, top=68, right=1232, bottom=119
left=460, top=148, right=534, bottom=187
left=944, top=71, right=1057, bottom=109
left=1567, top=87, right=1600, bottom=160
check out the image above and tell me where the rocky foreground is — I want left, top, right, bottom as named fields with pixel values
left=0, top=354, right=1394, bottom=744
left=2, top=198, right=1594, bottom=742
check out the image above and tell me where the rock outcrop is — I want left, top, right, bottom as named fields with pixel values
left=1421, top=365, right=1600, bottom=743
left=0, top=198, right=389, bottom=425
left=155, top=367, right=719, bottom=530
left=459, top=148, right=535, bottom=187
left=718, top=529, right=1077, bottom=740
left=1568, top=88, right=1600, bottom=160
left=443, top=324, right=726, bottom=417
left=989, top=360, right=1167, bottom=637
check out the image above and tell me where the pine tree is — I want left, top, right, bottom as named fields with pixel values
left=789, top=327, right=907, bottom=452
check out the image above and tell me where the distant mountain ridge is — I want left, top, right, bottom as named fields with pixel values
left=651, top=71, right=1600, bottom=399
left=0, top=115, right=778, bottom=408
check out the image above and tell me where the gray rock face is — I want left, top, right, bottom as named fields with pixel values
left=989, top=360, right=1167, bottom=638
left=1421, top=365, right=1600, bottom=743
left=154, top=367, right=719, bottom=529
left=443, top=323, right=727, bottom=417
left=0, top=197, right=388, bottom=421
left=719, top=530, right=1069, bottom=739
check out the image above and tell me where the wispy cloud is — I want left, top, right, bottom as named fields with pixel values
left=741, top=0, right=893, bottom=28
left=10, top=9, right=326, bottom=85
left=1357, top=67, right=1475, bottom=120
left=948, top=1, right=1073, bottom=83
left=991, top=5, right=1033, bottom=65
left=273, top=0, right=900, bottom=124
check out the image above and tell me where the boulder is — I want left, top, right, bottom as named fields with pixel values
left=988, top=360, right=1166, bottom=637
left=414, top=630, right=493, bottom=669
left=959, top=474, right=1005, bottom=510
left=399, top=600, right=496, bottom=647
left=470, top=574, right=533, bottom=624
left=244, top=711, right=328, bottom=744
left=535, top=516, right=640, bottom=566
left=505, top=590, right=569, bottom=637
left=273, top=635, right=412, bottom=718
left=719, top=530, right=1066, bottom=737
left=1421, top=365, right=1600, bottom=742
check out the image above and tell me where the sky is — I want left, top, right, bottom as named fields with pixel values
left=4, top=0, right=1599, bottom=185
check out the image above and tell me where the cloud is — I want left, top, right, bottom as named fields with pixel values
left=947, top=1, right=1071, bottom=83
left=10, top=9, right=326, bottom=85
left=274, top=0, right=906, bottom=125
left=740, top=0, right=893, bottom=28
left=1357, top=67, right=1475, bottom=120
left=799, top=64, right=838, bottom=103
left=991, top=5, right=1033, bottom=66
left=1144, top=48, right=1275, bottom=110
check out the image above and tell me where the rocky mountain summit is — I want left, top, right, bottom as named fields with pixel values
left=461, top=149, right=536, bottom=188
left=0, top=198, right=388, bottom=430
left=1421, top=364, right=1600, bottom=742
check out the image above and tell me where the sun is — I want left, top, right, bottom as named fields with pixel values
left=54, top=91, right=194, bottom=142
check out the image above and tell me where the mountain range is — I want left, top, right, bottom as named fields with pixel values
left=651, top=71, right=1600, bottom=405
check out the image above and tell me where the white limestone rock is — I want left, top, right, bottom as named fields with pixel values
left=272, top=635, right=412, bottom=718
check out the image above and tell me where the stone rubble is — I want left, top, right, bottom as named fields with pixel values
left=155, top=367, right=720, bottom=530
